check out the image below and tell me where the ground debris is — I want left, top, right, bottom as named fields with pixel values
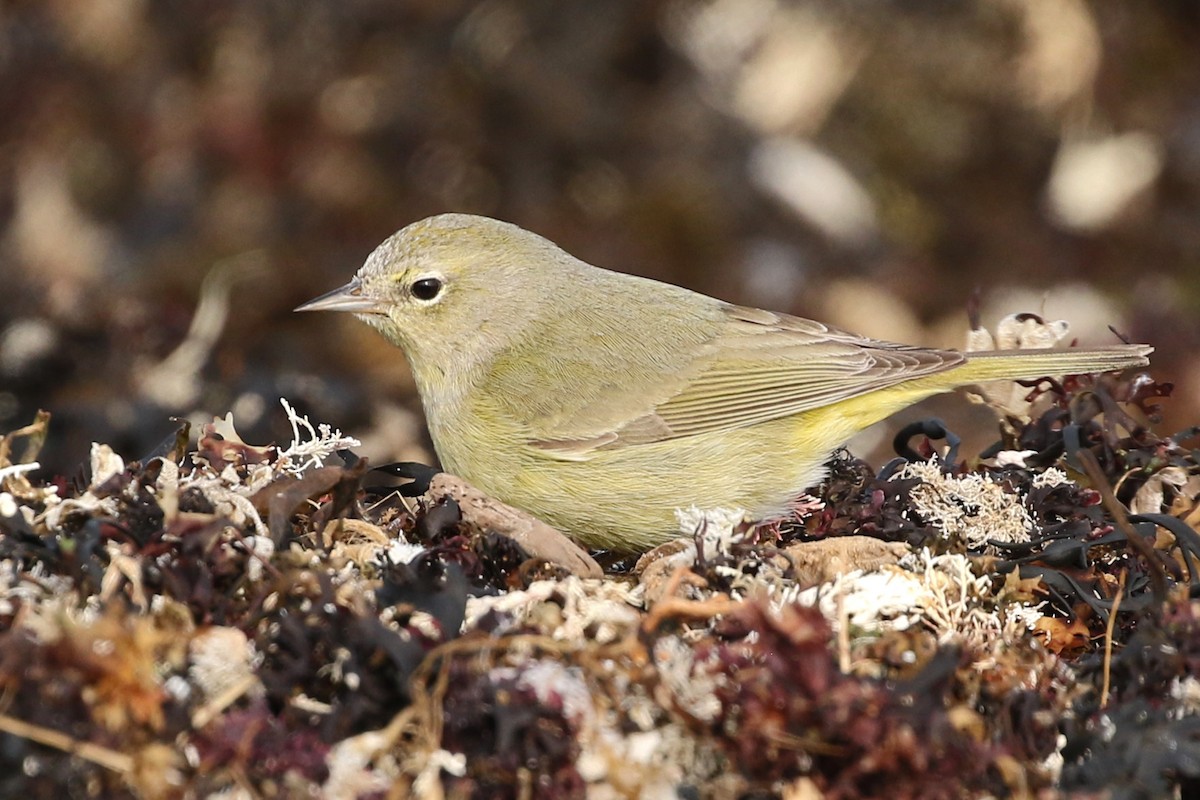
left=0, top=371, right=1197, bottom=798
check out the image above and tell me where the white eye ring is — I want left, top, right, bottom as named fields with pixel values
left=410, top=276, right=443, bottom=302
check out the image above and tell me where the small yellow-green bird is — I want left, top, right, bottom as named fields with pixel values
left=297, top=214, right=1152, bottom=551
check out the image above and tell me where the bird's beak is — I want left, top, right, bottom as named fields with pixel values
left=294, top=277, right=386, bottom=314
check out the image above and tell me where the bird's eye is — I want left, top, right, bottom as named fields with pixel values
left=410, top=277, right=443, bottom=301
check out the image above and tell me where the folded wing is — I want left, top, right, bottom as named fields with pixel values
left=532, top=305, right=963, bottom=459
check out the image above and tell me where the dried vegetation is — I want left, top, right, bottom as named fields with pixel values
left=2, top=357, right=1198, bottom=799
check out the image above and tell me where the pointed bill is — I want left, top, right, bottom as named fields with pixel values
left=294, top=277, right=385, bottom=313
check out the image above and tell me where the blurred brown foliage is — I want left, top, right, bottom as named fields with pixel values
left=1, top=0, right=1198, bottom=476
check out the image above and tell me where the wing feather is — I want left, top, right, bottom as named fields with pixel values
left=532, top=304, right=964, bottom=457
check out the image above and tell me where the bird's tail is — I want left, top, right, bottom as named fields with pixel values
left=956, top=344, right=1153, bottom=383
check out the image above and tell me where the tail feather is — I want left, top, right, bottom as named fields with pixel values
left=957, top=344, right=1153, bottom=383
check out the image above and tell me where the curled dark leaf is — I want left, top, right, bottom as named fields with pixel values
left=373, top=461, right=441, bottom=497
left=892, top=418, right=961, bottom=466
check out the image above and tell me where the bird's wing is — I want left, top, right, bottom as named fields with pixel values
left=530, top=304, right=964, bottom=459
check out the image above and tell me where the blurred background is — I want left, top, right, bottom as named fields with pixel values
left=2, top=0, right=1197, bottom=477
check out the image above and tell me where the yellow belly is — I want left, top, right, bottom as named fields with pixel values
left=435, top=415, right=850, bottom=551
left=431, top=378, right=958, bottom=551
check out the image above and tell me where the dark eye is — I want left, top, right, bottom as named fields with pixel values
left=411, top=277, right=443, bottom=301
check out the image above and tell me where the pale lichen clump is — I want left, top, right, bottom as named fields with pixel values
left=892, top=459, right=1071, bottom=552
left=463, top=576, right=642, bottom=643
left=653, top=505, right=841, bottom=604
left=675, top=505, right=753, bottom=554
left=651, top=636, right=725, bottom=724
left=188, top=626, right=263, bottom=703
left=274, top=398, right=362, bottom=476
left=796, top=549, right=1045, bottom=659
left=171, top=398, right=361, bottom=541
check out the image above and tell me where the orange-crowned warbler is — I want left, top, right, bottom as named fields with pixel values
left=298, top=214, right=1152, bottom=551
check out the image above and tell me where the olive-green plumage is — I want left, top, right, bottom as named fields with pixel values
left=297, top=214, right=1152, bottom=551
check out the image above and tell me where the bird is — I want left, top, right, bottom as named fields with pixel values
left=297, top=213, right=1152, bottom=551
